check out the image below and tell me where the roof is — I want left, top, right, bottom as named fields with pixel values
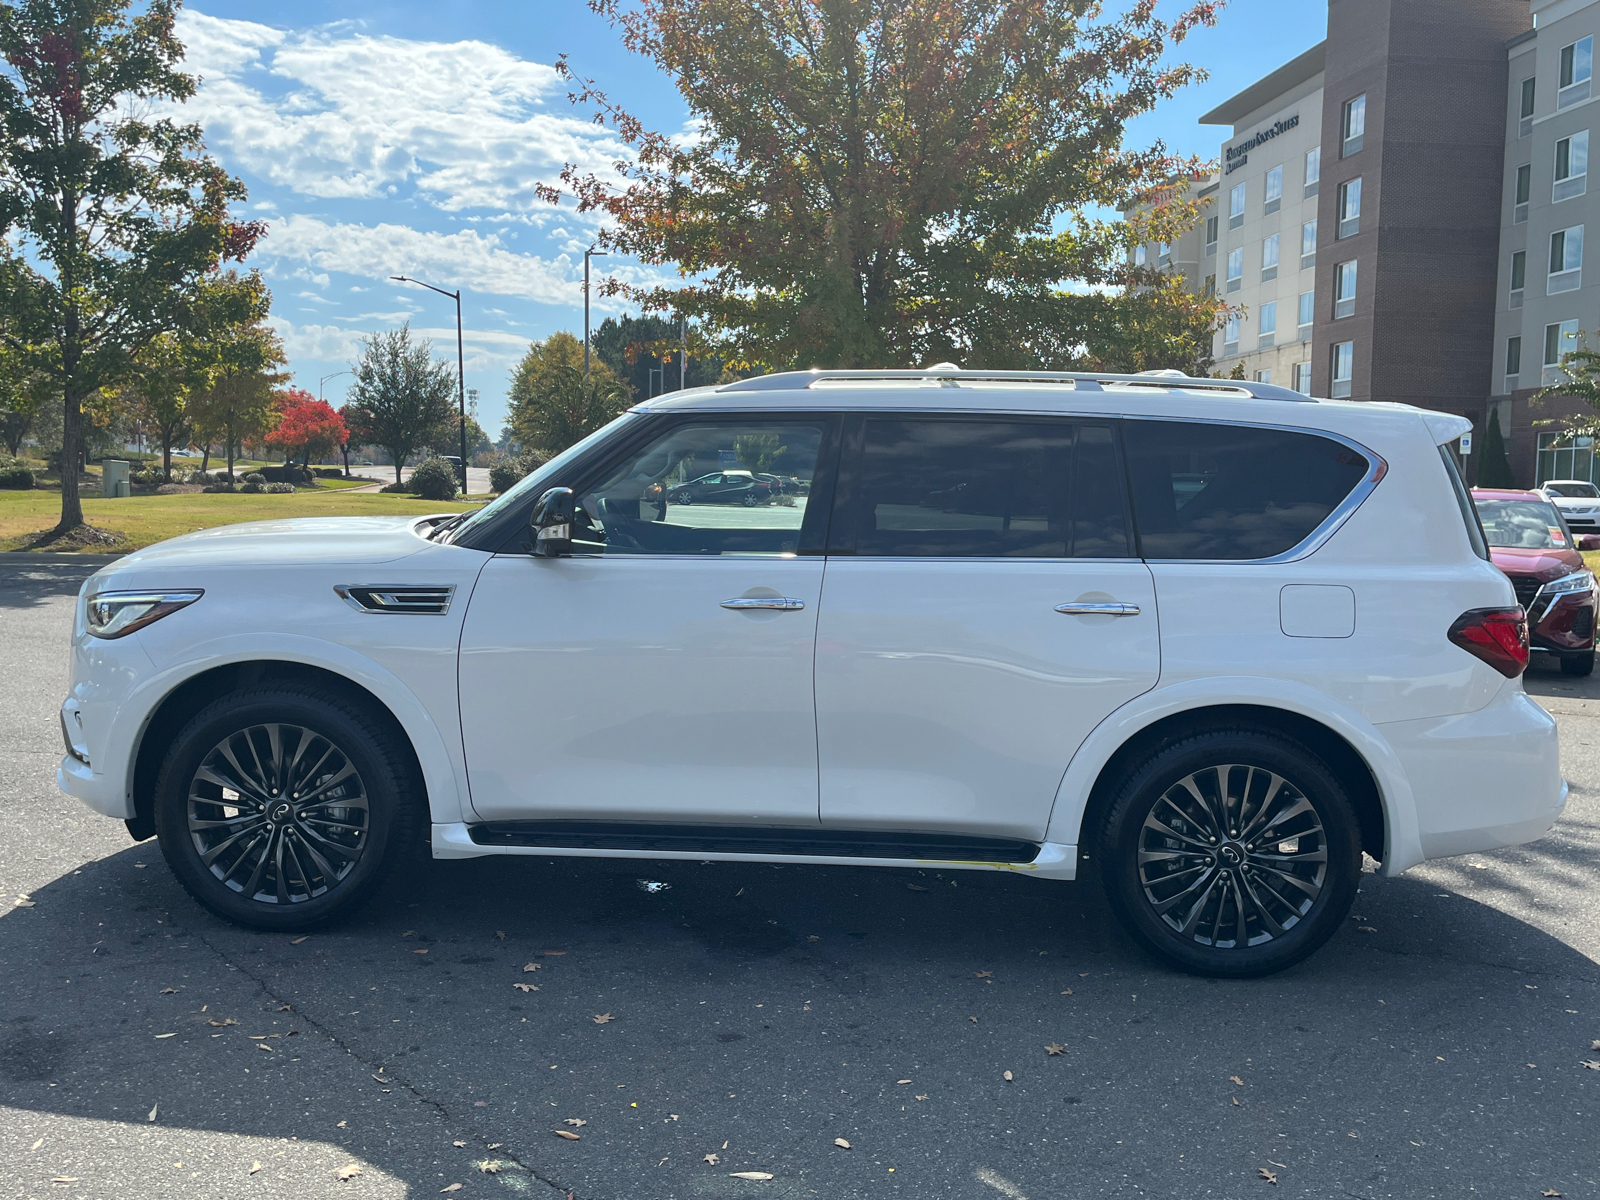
left=1199, top=42, right=1327, bottom=126
left=1471, top=487, right=1545, bottom=500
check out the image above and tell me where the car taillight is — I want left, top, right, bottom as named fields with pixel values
left=1448, top=607, right=1529, bottom=678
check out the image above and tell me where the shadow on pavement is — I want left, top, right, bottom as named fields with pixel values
left=0, top=557, right=112, bottom=610
left=2, top=835, right=1598, bottom=1199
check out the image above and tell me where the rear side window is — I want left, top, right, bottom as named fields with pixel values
left=1124, top=420, right=1370, bottom=559
left=839, top=418, right=1129, bottom=558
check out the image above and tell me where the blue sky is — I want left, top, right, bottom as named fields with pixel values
left=185, top=0, right=1328, bottom=435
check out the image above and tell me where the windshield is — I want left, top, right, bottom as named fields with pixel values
left=444, top=413, right=644, bottom=544
left=1547, top=481, right=1600, bottom=498
left=1475, top=498, right=1571, bottom=549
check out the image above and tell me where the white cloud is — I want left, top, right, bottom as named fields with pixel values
left=269, top=317, right=530, bottom=376
left=178, top=9, right=629, bottom=213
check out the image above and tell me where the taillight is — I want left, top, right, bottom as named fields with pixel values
left=1448, top=607, right=1529, bottom=678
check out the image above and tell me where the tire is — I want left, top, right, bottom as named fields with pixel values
left=153, top=683, right=425, bottom=931
left=1561, top=650, right=1595, bottom=677
left=742, top=493, right=758, bottom=507
left=674, top=492, right=692, bottom=505
left=1096, top=730, right=1362, bottom=978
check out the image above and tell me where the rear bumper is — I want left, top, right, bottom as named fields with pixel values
left=1379, top=685, right=1565, bottom=862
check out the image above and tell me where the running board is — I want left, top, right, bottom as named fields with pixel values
left=430, top=822, right=1076, bottom=881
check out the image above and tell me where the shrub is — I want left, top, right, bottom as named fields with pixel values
left=488, top=459, right=523, bottom=494
left=379, top=481, right=410, bottom=493
left=129, top=465, right=166, bottom=487
left=408, top=456, right=459, bottom=501
left=312, top=466, right=344, bottom=479
left=244, top=472, right=266, bottom=485
left=263, top=481, right=296, bottom=494
left=202, top=482, right=237, bottom=493
left=0, top=457, right=34, bottom=490
left=239, top=481, right=263, bottom=493
left=184, top=468, right=213, bottom=485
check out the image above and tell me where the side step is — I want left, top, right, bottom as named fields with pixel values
left=466, top=820, right=1039, bottom=863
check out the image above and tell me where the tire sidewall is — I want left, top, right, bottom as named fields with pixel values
left=154, top=689, right=411, bottom=931
left=1099, top=731, right=1363, bottom=978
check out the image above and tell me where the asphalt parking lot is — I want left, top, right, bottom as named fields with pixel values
left=2, top=556, right=1598, bottom=1200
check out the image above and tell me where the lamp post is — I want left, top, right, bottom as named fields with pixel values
left=584, top=245, right=608, bottom=380
left=318, top=369, right=351, bottom=403
left=321, top=370, right=353, bottom=477
left=391, top=275, right=468, bottom=490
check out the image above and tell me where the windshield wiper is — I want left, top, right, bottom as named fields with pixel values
left=427, top=513, right=469, bottom=542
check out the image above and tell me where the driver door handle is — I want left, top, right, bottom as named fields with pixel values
left=721, top=597, right=806, bottom=611
left=1054, top=602, right=1141, bottom=616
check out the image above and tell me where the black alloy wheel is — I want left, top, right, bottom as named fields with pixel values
left=1098, top=730, right=1362, bottom=977
left=154, top=683, right=423, bottom=930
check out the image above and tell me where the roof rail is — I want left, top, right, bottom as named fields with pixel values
left=716, top=368, right=1317, bottom=403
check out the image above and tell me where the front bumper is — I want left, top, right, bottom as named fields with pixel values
left=1530, top=588, right=1596, bottom=653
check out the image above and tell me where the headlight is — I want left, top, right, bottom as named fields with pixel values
left=1539, top=571, right=1595, bottom=598
left=85, top=590, right=203, bottom=639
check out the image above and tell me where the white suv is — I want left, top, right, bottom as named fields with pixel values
left=56, top=370, right=1564, bottom=977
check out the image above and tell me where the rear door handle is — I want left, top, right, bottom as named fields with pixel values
left=722, top=597, right=806, bottom=611
left=1055, top=602, right=1141, bottom=616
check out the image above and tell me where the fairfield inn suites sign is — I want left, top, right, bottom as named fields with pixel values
left=1225, top=113, right=1300, bottom=175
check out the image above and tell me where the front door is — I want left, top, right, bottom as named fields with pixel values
left=458, top=415, right=836, bottom=827
left=814, top=417, right=1161, bottom=842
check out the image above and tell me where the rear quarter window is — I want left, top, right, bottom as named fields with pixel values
left=1124, top=420, right=1371, bottom=560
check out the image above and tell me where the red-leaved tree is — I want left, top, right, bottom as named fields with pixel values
left=265, top=390, right=348, bottom=467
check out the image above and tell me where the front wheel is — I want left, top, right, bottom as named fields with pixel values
left=1097, top=730, right=1362, bottom=978
left=153, top=683, right=424, bottom=931
left=1562, top=650, right=1595, bottom=677
left=673, top=492, right=692, bottom=505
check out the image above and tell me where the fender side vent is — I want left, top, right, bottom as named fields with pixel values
left=335, top=585, right=456, bottom=615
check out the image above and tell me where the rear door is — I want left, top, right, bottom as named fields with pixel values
left=813, top=415, right=1161, bottom=842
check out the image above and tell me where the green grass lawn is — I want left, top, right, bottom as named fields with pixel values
left=1, top=486, right=481, bottom=553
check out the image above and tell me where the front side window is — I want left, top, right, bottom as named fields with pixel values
left=1561, top=35, right=1594, bottom=107
left=1334, top=260, right=1358, bottom=319
left=1550, top=225, right=1584, bottom=292
left=1556, top=130, right=1589, bottom=200
left=1265, top=164, right=1283, bottom=211
left=1475, top=498, right=1572, bottom=549
left=841, top=419, right=1127, bottom=559
left=1332, top=340, right=1354, bottom=398
left=1229, top=181, right=1246, bottom=227
left=1342, top=94, right=1366, bottom=155
left=1123, top=420, right=1371, bottom=560
left=1338, top=178, right=1362, bottom=237
left=1304, top=146, right=1321, bottom=195
left=577, top=419, right=826, bottom=556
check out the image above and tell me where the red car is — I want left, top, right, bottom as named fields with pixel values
left=1472, top=487, right=1598, bottom=676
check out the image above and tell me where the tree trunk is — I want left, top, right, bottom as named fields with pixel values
left=393, top=452, right=404, bottom=486
left=340, top=442, right=351, bottom=478
left=161, top=426, right=174, bottom=482
left=58, top=388, right=85, bottom=531
left=200, top=443, right=210, bottom=474
left=226, top=423, right=236, bottom=482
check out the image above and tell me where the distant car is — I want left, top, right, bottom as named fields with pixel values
left=1473, top=486, right=1598, bottom=676
left=669, top=470, right=774, bottom=507
left=1536, top=478, right=1600, bottom=532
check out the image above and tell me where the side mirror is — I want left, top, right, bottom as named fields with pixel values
left=1577, top=534, right=1600, bottom=552
left=530, top=487, right=575, bottom=557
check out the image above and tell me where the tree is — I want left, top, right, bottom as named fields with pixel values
left=591, top=314, right=721, bottom=399
left=344, top=324, right=456, bottom=484
left=430, top=411, right=489, bottom=460
left=186, top=287, right=287, bottom=482
left=507, top=331, right=632, bottom=455
left=266, top=390, right=348, bottom=466
left=1476, top=406, right=1516, bottom=488
left=1533, top=337, right=1600, bottom=485
left=544, top=0, right=1223, bottom=372
left=0, top=0, right=264, bottom=535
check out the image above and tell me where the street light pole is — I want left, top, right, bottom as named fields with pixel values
left=318, top=370, right=350, bottom=403
left=391, top=275, right=468, bottom=490
left=320, top=369, right=354, bottom=477
left=584, top=246, right=608, bottom=381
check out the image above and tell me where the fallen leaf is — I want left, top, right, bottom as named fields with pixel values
left=1232, top=1097, right=1240, bottom=1106
left=1542, top=1191, right=1563, bottom=1198
left=564, top=1118, right=587, bottom=1127
left=730, top=1172, right=774, bottom=1180
left=14, top=898, right=35, bottom=908
left=478, top=1160, right=503, bottom=1173
left=452, top=1140, right=466, bottom=1148
left=1045, top=1043, right=1066, bottom=1056
left=1258, top=1167, right=1278, bottom=1185
left=974, top=970, right=993, bottom=979
left=1078, top=972, right=1090, bottom=978
left=277, top=1005, right=291, bottom=1012
left=412, top=949, right=429, bottom=955
left=513, top=983, right=539, bottom=993
left=372, top=1074, right=390, bottom=1083
left=209, top=1018, right=239, bottom=1027
left=1358, top=926, right=1378, bottom=934
left=593, top=1012, right=614, bottom=1024
left=906, top=884, right=928, bottom=891
left=896, top=1079, right=912, bottom=1084
left=1592, top=1040, right=1600, bottom=1051
left=544, top=950, right=567, bottom=956
left=289, top=936, right=308, bottom=945
left=441, top=1186, right=462, bottom=1194
left=523, top=963, right=541, bottom=972
left=554, top=1130, right=581, bottom=1141
left=1581, top=1060, right=1600, bottom=1070
left=807, top=935, right=821, bottom=942
left=249, top=1161, right=262, bottom=1174
left=160, top=987, right=179, bottom=994
left=1230, top=1075, right=1245, bottom=1086
left=30, top=1138, right=43, bottom=1150
left=703, top=1153, right=720, bottom=1165
left=258, top=1043, right=273, bottom=1052
left=50, top=1177, right=79, bottom=1184
left=969, top=1016, right=978, bottom=1023
left=1002, top=1070, right=1014, bottom=1081
left=335, top=1165, right=362, bottom=1182
left=154, top=1033, right=177, bottom=1039
left=833, top=1137, right=851, bottom=1149
left=1061, top=989, right=1073, bottom=995
left=495, top=931, right=506, bottom=939
left=474, top=1100, right=487, bottom=1107
left=338, top=1121, right=347, bottom=1129
left=148, top=1102, right=158, bottom=1122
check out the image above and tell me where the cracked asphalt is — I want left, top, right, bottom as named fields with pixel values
left=2, top=555, right=1598, bottom=1200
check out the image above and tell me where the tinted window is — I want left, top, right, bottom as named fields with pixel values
left=1124, top=420, right=1370, bottom=559
left=844, top=419, right=1128, bottom=558
left=577, top=420, right=826, bottom=555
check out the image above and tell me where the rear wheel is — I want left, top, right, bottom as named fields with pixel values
left=742, top=492, right=759, bottom=507
left=1561, top=650, right=1595, bottom=677
left=1097, top=730, right=1362, bottom=977
left=674, top=491, right=692, bottom=505
left=153, top=684, right=423, bottom=931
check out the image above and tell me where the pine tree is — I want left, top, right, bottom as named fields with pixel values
left=1476, top=407, right=1516, bottom=488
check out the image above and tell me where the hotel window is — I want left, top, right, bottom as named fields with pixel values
left=1205, top=215, right=1219, bottom=255
left=1334, top=261, right=1358, bottom=319
left=1545, top=318, right=1580, bottom=382
left=1304, top=146, right=1321, bottom=197
left=1510, top=249, right=1526, bottom=308
left=1556, top=130, right=1589, bottom=202
left=1549, top=224, right=1584, bottom=293
left=1331, top=341, right=1354, bottom=399
left=1226, top=246, right=1243, bottom=292
left=1158, top=240, right=1172, bottom=266
left=1298, top=290, right=1315, bottom=338
left=1341, top=94, right=1366, bottom=156
left=1506, top=335, right=1522, bottom=388
left=1337, top=177, right=1361, bottom=238
left=1254, top=369, right=1272, bottom=384
left=1204, top=273, right=1216, bottom=296
left=1294, top=362, right=1313, bottom=395
left=1521, top=77, right=1536, bottom=138
left=1515, top=163, right=1531, bottom=223
left=1261, top=233, right=1280, bottom=281
left=1135, top=244, right=1147, bottom=266
left=1300, top=219, right=1317, bottom=270
left=1223, top=312, right=1240, bottom=356
left=1229, top=182, right=1246, bottom=229
left=1258, top=301, right=1277, bottom=349
left=1560, top=35, right=1593, bottom=109
left=1264, top=164, right=1283, bottom=214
